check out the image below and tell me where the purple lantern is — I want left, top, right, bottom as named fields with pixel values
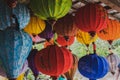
left=38, top=21, right=54, bottom=41
left=27, top=49, right=39, bottom=78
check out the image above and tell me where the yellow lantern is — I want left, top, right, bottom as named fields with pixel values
left=76, top=30, right=98, bottom=45
left=24, top=16, right=46, bottom=35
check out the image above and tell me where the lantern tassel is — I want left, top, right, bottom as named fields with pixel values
left=92, top=42, right=96, bottom=53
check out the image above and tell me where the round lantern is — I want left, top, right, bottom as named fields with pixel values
left=97, top=19, right=120, bottom=42
left=4, top=0, right=18, bottom=8
left=74, top=3, right=108, bottom=36
left=38, top=21, right=54, bottom=41
left=78, top=53, right=109, bottom=80
left=56, top=36, right=75, bottom=47
left=24, top=16, right=46, bottom=35
left=30, top=0, right=72, bottom=21
left=27, top=49, right=39, bottom=78
left=35, top=45, right=73, bottom=79
left=106, top=53, right=120, bottom=75
left=54, top=14, right=78, bottom=36
left=0, top=25, right=32, bottom=78
left=64, top=54, right=78, bottom=80
left=0, top=0, right=30, bottom=30
left=76, top=30, right=98, bottom=46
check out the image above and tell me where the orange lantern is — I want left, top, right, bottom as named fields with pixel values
left=97, top=19, right=120, bottom=44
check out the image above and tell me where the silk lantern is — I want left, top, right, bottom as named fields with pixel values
left=97, top=19, right=120, bottom=44
left=56, top=36, right=75, bottom=47
left=27, top=49, right=39, bottom=78
left=30, top=0, right=72, bottom=21
left=24, top=16, right=46, bottom=35
left=0, top=23, right=32, bottom=78
left=35, top=45, right=73, bottom=79
left=74, top=3, right=108, bottom=37
left=64, top=54, right=78, bottom=80
left=54, top=14, right=78, bottom=36
left=39, top=21, right=54, bottom=41
left=76, top=30, right=98, bottom=46
left=0, top=0, right=30, bottom=30
left=106, top=53, right=120, bottom=75
left=78, top=53, right=109, bottom=80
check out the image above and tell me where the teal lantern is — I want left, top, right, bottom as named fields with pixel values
left=0, top=0, right=30, bottom=30
left=0, top=16, right=32, bottom=79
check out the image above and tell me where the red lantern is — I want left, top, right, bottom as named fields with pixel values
left=35, top=45, right=73, bottom=79
left=74, top=3, right=108, bottom=36
left=56, top=36, right=75, bottom=47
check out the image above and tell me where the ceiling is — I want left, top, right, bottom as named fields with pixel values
left=71, top=0, right=120, bottom=20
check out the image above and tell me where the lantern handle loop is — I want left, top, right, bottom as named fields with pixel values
left=92, top=42, right=96, bottom=54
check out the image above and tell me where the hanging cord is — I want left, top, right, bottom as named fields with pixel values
left=92, top=42, right=96, bottom=54
left=86, top=44, right=90, bottom=55
left=10, top=8, right=19, bottom=30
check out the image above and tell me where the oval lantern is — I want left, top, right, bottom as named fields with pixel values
left=0, top=0, right=30, bottom=30
left=64, top=54, right=78, bottom=80
left=106, top=53, right=120, bottom=75
left=38, top=21, right=54, bottom=41
left=56, top=36, right=75, bottom=47
left=97, top=19, right=120, bottom=42
left=4, top=0, right=18, bottom=8
left=0, top=26, right=32, bottom=78
left=74, top=3, right=108, bottom=36
left=30, top=0, right=72, bottom=21
left=27, top=49, right=39, bottom=78
left=35, top=45, right=73, bottom=79
left=78, top=53, right=109, bottom=80
left=54, top=14, right=78, bottom=36
left=24, top=16, right=46, bottom=35
left=76, top=30, right=98, bottom=46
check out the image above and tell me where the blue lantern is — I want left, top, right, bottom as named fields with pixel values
left=0, top=25, right=32, bottom=78
left=0, top=0, right=30, bottom=30
left=78, top=53, right=109, bottom=80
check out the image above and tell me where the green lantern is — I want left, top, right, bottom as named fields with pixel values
left=30, top=0, right=72, bottom=20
